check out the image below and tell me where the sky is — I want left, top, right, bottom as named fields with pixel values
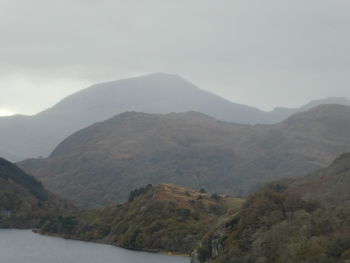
left=1, top=0, right=350, bottom=116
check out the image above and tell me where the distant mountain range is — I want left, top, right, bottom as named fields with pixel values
left=1, top=73, right=349, bottom=161
left=19, top=104, right=350, bottom=208
left=268, top=96, right=350, bottom=123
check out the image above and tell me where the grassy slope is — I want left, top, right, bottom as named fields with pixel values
left=0, top=158, right=73, bottom=228
left=39, top=184, right=244, bottom=254
left=193, top=153, right=350, bottom=263
left=288, top=152, right=350, bottom=203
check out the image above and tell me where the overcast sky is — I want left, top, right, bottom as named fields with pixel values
left=1, top=0, right=350, bottom=116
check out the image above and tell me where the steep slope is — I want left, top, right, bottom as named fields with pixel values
left=191, top=189, right=350, bottom=263
left=0, top=158, right=72, bottom=228
left=0, top=73, right=266, bottom=161
left=288, top=152, right=350, bottom=203
left=19, top=105, right=350, bottom=208
left=191, top=153, right=350, bottom=263
left=39, top=184, right=244, bottom=254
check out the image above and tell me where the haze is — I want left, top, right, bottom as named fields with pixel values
left=1, top=0, right=350, bottom=115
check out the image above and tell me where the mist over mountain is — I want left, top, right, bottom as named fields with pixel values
left=267, top=97, right=350, bottom=124
left=19, top=104, right=350, bottom=208
left=1, top=73, right=350, bottom=162
left=0, top=73, right=266, bottom=161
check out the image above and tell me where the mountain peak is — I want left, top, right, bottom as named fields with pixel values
left=90, top=72, right=191, bottom=90
left=140, top=72, right=183, bottom=79
left=2, top=72, right=350, bottom=162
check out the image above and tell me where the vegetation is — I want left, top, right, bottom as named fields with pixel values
left=128, top=184, right=152, bottom=202
left=0, top=158, right=73, bottom=228
left=8, top=151, right=348, bottom=261
left=194, top=191, right=350, bottom=263
left=192, top=153, right=350, bottom=263
left=19, top=105, right=350, bottom=208
left=0, top=158, right=48, bottom=201
left=38, top=184, right=244, bottom=254
left=288, top=152, right=350, bottom=203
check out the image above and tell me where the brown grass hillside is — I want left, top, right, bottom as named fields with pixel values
left=39, top=184, right=244, bottom=254
left=19, top=105, right=350, bottom=207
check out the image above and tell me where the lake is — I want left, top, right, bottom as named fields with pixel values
left=0, top=229, right=190, bottom=263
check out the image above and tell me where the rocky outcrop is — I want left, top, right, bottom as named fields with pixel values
left=190, top=217, right=235, bottom=263
left=190, top=249, right=201, bottom=263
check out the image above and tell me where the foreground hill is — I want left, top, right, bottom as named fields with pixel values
left=39, top=184, right=243, bottom=254
left=19, top=104, right=350, bottom=208
left=191, top=153, right=350, bottom=263
left=0, top=158, right=71, bottom=228
left=0, top=73, right=266, bottom=161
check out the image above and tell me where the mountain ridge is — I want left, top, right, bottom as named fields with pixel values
left=19, top=104, right=350, bottom=208
left=0, top=73, right=265, bottom=161
left=2, top=73, right=350, bottom=161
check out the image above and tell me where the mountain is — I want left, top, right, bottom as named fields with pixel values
left=38, top=184, right=243, bottom=255
left=19, top=104, right=350, bottom=208
left=191, top=153, right=350, bottom=263
left=0, top=73, right=266, bottom=161
left=0, top=158, right=72, bottom=228
left=2, top=73, right=349, bottom=162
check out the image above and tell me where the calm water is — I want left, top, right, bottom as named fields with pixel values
left=0, top=229, right=189, bottom=263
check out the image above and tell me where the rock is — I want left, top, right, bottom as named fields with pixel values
left=190, top=249, right=201, bottom=263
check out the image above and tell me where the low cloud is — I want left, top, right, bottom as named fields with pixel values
left=1, top=0, right=350, bottom=114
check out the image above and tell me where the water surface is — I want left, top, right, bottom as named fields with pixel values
left=0, top=229, right=189, bottom=263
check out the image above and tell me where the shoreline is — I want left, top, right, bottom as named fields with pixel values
left=34, top=229, right=189, bottom=258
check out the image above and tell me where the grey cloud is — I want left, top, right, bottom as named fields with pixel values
left=0, top=0, right=350, bottom=114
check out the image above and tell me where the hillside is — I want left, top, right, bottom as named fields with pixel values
left=38, top=184, right=243, bottom=254
left=19, top=105, right=350, bottom=208
left=191, top=189, right=350, bottom=263
left=0, top=158, right=72, bottom=228
left=288, top=152, right=350, bottom=203
left=191, top=153, right=350, bottom=263
left=0, top=73, right=266, bottom=161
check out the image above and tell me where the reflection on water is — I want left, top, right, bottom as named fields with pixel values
left=0, top=229, right=189, bottom=263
